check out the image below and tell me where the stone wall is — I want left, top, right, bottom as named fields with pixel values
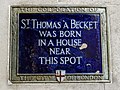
left=0, top=0, right=119, bottom=90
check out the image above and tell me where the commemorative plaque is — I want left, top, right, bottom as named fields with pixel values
left=9, top=6, right=110, bottom=83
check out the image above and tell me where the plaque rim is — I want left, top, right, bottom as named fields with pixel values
left=8, top=6, right=111, bottom=84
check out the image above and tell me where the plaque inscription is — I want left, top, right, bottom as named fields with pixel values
left=9, top=6, right=110, bottom=83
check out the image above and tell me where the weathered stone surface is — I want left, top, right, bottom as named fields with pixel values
left=0, top=0, right=120, bottom=90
